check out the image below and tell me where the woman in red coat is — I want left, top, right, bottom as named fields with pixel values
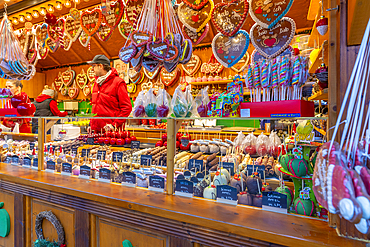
left=88, top=55, right=132, bottom=132
left=3, top=80, right=32, bottom=133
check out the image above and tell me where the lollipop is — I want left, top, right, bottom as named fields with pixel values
left=253, top=61, right=261, bottom=102
left=291, top=57, right=300, bottom=100
left=271, top=58, right=279, bottom=101
left=260, top=59, right=269, bottom=101
left=279, top=56, right=289, bottom=100
left=246, top=64, right=253, bottom=102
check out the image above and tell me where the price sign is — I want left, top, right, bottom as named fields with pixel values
left=97, top=150, right=106, bottom=160
left=32, top=158, right=38, bottom=170
left=131, top=141, right=140, bottom=149
left=46, top=160, right=56, bottom=172
left=140, top=155, right=152, bottom=167
left=81, top=149, right=90, bottom=158
left=246, top=164, right=265, bottom=179
left=79, top=165, right=91, bottom=179
left=23, top=157, right=31, bottom=167
left=11, top=155, right=20, bottom=166
left=4, top=156, right=11, bottom=164
left=71, top=147, right=78, bottom=155
left=175, top=179, right=193, bottom=197
left=87, top=137, right=95, bottom=145
left=149, top=175, right=165, bottom=192
left=112, top=152, right=123, bottom=162
left=262, top=191, right=288, bottom=213
left=216, top=185, right=238, bottom=205
left=61, top=163, right=72, bottom=176
left=98, top=168, right=111, bottom=183
left=122, top=171, right=136, bottom=187
left=220, top=162, right=235, bottom=176
left=188, top=159, right=203, bottom=172
left=29, top=142, right=35, bottom=150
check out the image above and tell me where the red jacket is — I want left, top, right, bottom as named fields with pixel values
left=35, top=94, right=68, bottom=117
left=91, top=68, right=132, bottom=132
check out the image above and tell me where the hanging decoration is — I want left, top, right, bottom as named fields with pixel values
left=201, top=54, right=223, bottom=74
left=35, top=23, right=49, bottom=47
left=250, top=45, right=294, bottom=63
left=47, top=18, right=65, bottom=42
left=250, top=17, right=296, bottom=59
left=68, top=79, right=80, bottom=99
left=160, top=67, right=180, bottom=87
left=248, top=0, right=294, bottom=29
left=181, top=54, right=201, bottom=75
left=87, top=66, right=95, bottom=82
left=79, top=31, right=91, bottom=47
left=97, top=22, right=115, bottom=42
left=76, top=68, right=88, bottom=89
left=37, top=43, right=49, bottom=60
left=64, top=16, right=83, bottom=42
left=61, top=67, right=76, bottom=87
left=63, top=35, right=73, bottom=51
left=53, top=72, right=63, bottom=91
left=182, top=24, right=209, bottom=46
left=127, top=82, right=137, bottom=93
left=80, top=8, right=103, bottom=36
left=118, top=19, right=133, bottom=39
left=34, top=211, right=65, bottom=246
left=231, top=51, right=249, bottom=73
left=316, top=2, right=328, bottom=36
left=103, top=0, right=125, bottom=29
left=83, top=82, right=92, bottom=97
left=177, top=1, right=214, bottom=33
left=16, top=29, right=30, bottom=54
left=182, top=0, right=210, bottom=10
left=45, top=37, right=59, bottom=53
left=125, top=0, right=145, bottom=28
left=143, top=67, right=159, bottom=80
left=211, top=0, right=249, bottom=37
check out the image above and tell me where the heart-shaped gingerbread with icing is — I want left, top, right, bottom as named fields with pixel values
left=127, top=83, right=137, bottom=93
left=53, top=73, right=64, bottom=91
left=35, top=23, right=48, bottom=46
left=128, top=67, right=139, bottom=79
left=231, top=52, right=249, bottom=73
left=79, top=31, right=91, bottom=47
left=17, top=29, right=30, bottom=54
left=212, top=30, right=250, bottom=68
left=147, top=40, right=169, bottom=61
left=97, top=22, right=114, bottom=42
left=181, top=54, right=201, bottom=75
left=142, top=56, right=161, bottom=73
left=103, top=0, right=124, bottom=29
left=179, top=39, right=193, bottom=64
left=27, top=49, right=37, bottom=64
left=178, top=1, right=214, bottom=32
left=251, top=45, right=294, bottom=63
left=125, top=0, right=144, bottom=28
left=119, top=44, right=137, bottom=63
left=144, top=67, right=159, bottom=80
left=37, top=43, right=48, bottom=59
left=249, top=0, right=294, bottom=29
left=83, top=83, right=92, bottom=97
left=80, top=8, right=103, bottom=36
left=182, top=0, right=210, bottom=10
left=250, top=17, right=296, bottom=59
left=76, top=69, right=88, bottom=89
left=211, top=0, right=249, bottom=37
left=160, top=67, right=179, bottom=87
left=130, top=30, right=152, bottom=47
left=68, top=87, right=79, bottom=99
left=63, top=35, right=73, bottom=51
left=182, top=24, right=209, bottom=46
left=45, top=37, right=59, bottom=53
left=64, top=16, right=82, bottom=42
left=87, top=67, right=95, bottom=82
left=118, top=19, right=133, bottom=39
left=47, top=18, right=65, bottom=42
left=62, top=70, right=75, bottom=87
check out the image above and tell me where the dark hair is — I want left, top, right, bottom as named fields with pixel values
left=8, top=80, right=23, bottom=89
left=102, top=64, right=111, bottom=72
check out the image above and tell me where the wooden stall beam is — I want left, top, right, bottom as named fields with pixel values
left=48, top=54, right=61, bottom=66
left=69, top=46, right=84, bottom=62
left=92, top=36, right=110, bottom=58
left=14, top=193, right=25, bottom=247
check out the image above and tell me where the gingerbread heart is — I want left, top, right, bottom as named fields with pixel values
left=103, top=0, right=124, bottom=29
left=17, top=29, right=30, bottom=54
left=142, top=56, right=161, bottom=73
left=212, top=30, right=250, bottom=68
left=249, top=0, right=294, bottom=29
left=251, top=45, right=294, bottom=63
left=182, top=0, right=210, bottom=10
left=63, top=35, right=73, bottom=51
left=76, top=69, right=88, bottom=89
left=83, top=83, right=92, bottom=97
left=250, top=17, right=295, bottom=59
left=163, top=60, right=179, bottom=73
left=208, top=63, right=223, bottom=74
left=70, top=8, right=81, bottom=20
left=179, top=39, right=193, bottom=64
left=87, top=66, right=95, bottom=82
left=182, top=24, right=209, bottom=46
left=127, top=82, right=136, bottom=93
left=131, top=55, right=142, bottom=68
left=130, top=30, right=152, bottom=47
left=53, top=73, right=63, bottom=91
left=118, top=19, right=133, bottom=39
left=160, top=67, right=179, bottom=87
left=79, top=31, right=90, bottom=47
left=47, top=18, right=65, bottom=42
left=181, top=54, right=201, bottom=75
left=164, top=44, right=179, bottom=62
left=45, top=37, right=59, bottom=53
left=37, top=43, right=48, bottom=59
left=231, top=52, right=249, bottom=73
left=125, top=0, right=144, bottom=28
left=27, top=49, right=37, bottom=64
left=68, top=87, right=79, bottom=99
left=178, top=1, right=214, bottom=32
left=64, top=16, right=82, bottom=42
left=119, top=44, right=137, bottom=63
left=35, top=23, right=48, bottom=46
left=128, top=67, right=139, bottom=79
left=144, top=67, right=159, bottom=80
left=97, top=22, right=114, bottom=42
left=61, top=87, right=69, bottom=96
left=211, top=0, right=249, bottom=37
left=80, top=8, right=103, bottom=36
left=62, top=70, right=75, bottom=87
left=147, top=40, right=169, bottom=61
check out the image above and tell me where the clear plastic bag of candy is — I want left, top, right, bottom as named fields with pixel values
left=193, top=86, right=210, bottom=117
left=242, top=133, right=257, bottom=155
left=156, top=88, right=171, bottom=117
left=132, top=91, right=145, bottom=117
left=144, top=88, right=157, bottom=117
left=184, top=85, right=195, bottom=118
left=256, top=133, right=269, bottom=156
left=171, top=85, right=188, bottom=117
left=268, top=131, right=281, bottom=157
left=233, top=131, right=245, bottom=149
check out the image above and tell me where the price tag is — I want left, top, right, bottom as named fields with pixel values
left=97, top=150, right=106, bottom=160
left=61, top=163, right=72, bottom=176
left=46, top=160, right=56, bottom=173
left=122, top=171, right=136, bottom=187
left=149, top=175, right=165, bottom=192
left=246, top=164, right=265, bottom=179
left=71, top=147, right=78, bottom=156
left=4, top=156, right=11, bottom=164
left=98, top=168, right=111, bottom=183
left=175, top=179, right=193, bottom=197
left=112, top=152, right=123, bottom=162
left=188, top=159, right=203, bottom=172
left=220, top=162, right=235, bottom=176
left=216, top=185, right=238, bottom=205
left=131, top=141, right=140, bottom=149
left=140, top=155, right=152, bottom=167
left=23, top=157, right=31, bottom=167
left=79, top=165, right=91, bottom=179
left=87, top=137, right=95, bottom=145
left=262, top=191, right=288, bottom=214
left=32, top=158, right=39, bottom=170
left=11, top=155, right=20, bottom=166
left=81, top=149, right=90, bottom=158
left=29, top=142, right=35, bottom=150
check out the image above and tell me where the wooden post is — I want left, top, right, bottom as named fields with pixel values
left=166, top=118, right=176, bottom=195
left=38, top=118, right=44, bottom=171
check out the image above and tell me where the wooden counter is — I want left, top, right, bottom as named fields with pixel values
left=0, top=163, right=364, bottom=247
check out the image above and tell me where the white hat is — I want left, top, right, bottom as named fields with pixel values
left=42, top=89, right=55, bottom=98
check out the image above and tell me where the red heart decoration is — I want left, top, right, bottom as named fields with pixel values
left=147, top=40, right=169, bottom=61
left=103, top=0, right=124, bottom=29
left=53, top=73, right=63, bottom=91
left=160, top=67, right=179, bottom=87
left=68, top=86, right=79, bottom=99
left=83, top=84, right=92, bottom=97
left=97, top=22, right=114, bottom=42
left=46, top=38, right=59, bottom=53
left=80, top=9, right=103, bottom=36
left=182, top=0, right=210, bottom=10
left=118, top=19, right=133, bottom=39
left=64, top=16, right=82, bottom=42
left=27, top=49, right=37, bottom=64
left=47, top=18, right=65, bottom=42
left=211, top=0, right=249, bottom=37
left=125, top=0, right=144, bottom=28
left=182, top=24, right=209, bottom=46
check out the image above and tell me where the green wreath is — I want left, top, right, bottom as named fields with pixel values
left=33, top=211, right=65, bottom=247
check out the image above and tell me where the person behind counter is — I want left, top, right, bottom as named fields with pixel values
left=32, top=87, right=68, bottom=133
left=87, top=54, right=132, bottom=132
left=3, top=80, right=32, bottom=133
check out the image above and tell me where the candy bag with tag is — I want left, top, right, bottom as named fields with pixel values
left=144, top=88, right=157, bottom=117
left=132, top=91, right=145, bottom=117
left=156, top=88, right=171, bottom=117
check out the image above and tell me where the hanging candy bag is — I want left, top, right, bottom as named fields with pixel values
left=132, top=91, right=145, bottom=117
left=156, top=88, right=171, bottom=117
left=144, top=88, right=157, bottom=117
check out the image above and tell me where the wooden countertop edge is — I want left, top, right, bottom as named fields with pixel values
left=0, top=165, right=364, bottom=247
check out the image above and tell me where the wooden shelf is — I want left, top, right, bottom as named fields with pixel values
left=308, top=88, right=328, bottom=101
